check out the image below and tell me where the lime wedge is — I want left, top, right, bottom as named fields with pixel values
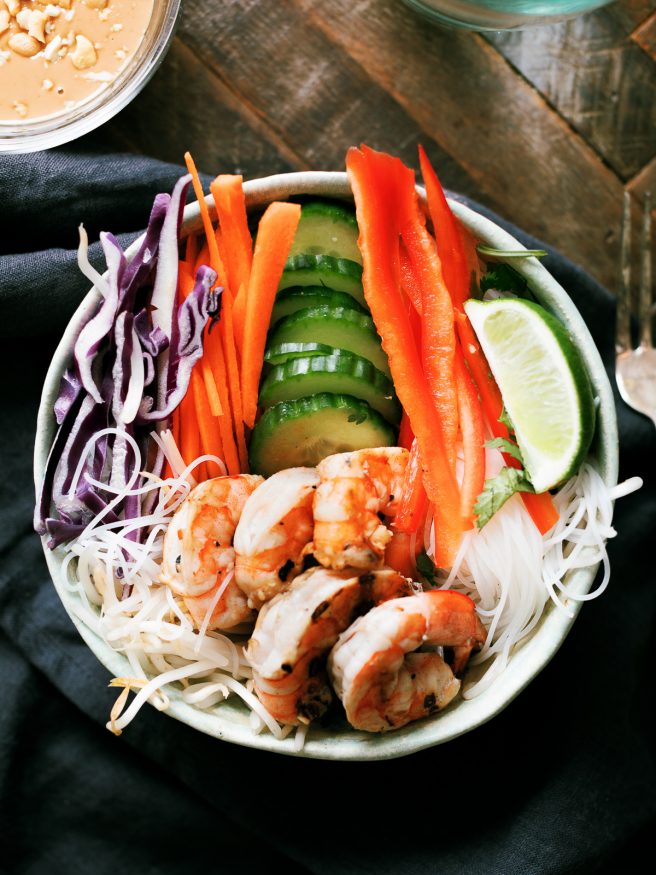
left=464, top=298, right=596, bottom=493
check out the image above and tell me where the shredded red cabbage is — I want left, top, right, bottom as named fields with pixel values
left=35, top=178, right=222, bottom=549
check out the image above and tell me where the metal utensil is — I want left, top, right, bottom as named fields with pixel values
left=615, top=191, right=656, bottom=428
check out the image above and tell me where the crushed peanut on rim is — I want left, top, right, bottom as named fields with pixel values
left=0, top=0, right=154, bottom=122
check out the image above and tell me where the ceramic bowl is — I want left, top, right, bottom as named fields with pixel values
left=34, top=171, right=618, bottom=760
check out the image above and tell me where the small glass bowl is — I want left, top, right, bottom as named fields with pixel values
left=0, top=0, right=181, bottom=154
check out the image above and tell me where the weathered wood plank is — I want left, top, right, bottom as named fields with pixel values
left=627, top=154, right=656, bottom=201
left=282, top=0, right=627, bottom=290
left=103, top=37, right=297, bottom=177
left=631, top=11, right=656, bottom=60
left=175, top=0, right=475, bottom=198
left=486, top=3, right=656, bottom=180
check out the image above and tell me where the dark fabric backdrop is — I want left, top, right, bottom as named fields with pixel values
left=1, top=147, right=654, bottom=874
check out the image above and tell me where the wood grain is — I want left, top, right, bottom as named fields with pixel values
left=101, top=38, right=296, bottom=177
left=487, top=3, right=656, bottom=180
left=291, top=0, right=628, bottom=288
left=93, top=0, right=654, bottom=293
left=632, top=11, right=656, bottom=60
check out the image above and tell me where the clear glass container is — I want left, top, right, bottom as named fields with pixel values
left=0, top=0, right=181, bottom=154
left=402, top=0, right=614, bottom=30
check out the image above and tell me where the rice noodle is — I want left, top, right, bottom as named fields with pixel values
left=62, top=427, right=289, bottom=740
left=433, top=463, right=642, bottom=698
left=61, top=421, right=640, bottom=746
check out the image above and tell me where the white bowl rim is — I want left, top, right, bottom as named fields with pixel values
left=33, top=170, right=618, bottom=760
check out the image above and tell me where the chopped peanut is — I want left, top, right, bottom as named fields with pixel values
left=8, top=32, right=42, bottom=57
left=69, top=32, right=97, bottom=69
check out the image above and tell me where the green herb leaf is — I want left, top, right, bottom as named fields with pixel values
left=416, top=550, right=439, bottom=586
left=480, top=263, right=528, bottom=296
left=474, top=467, right=535, bottom=529
left=476, top=244, right=548, bottom=259
left=498, top=406, right=515, bottom=433
left=485, top=437, right=524, bottom=464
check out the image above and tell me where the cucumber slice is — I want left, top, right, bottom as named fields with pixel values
left=264, top=342, right=337, bottom=366
left=259, top=353, right=401, bottom=424
left=288, top=200, right=362, bottom=264
left=279, top=254, right=365, bottom=307
left=268, top=306, right=391, bottom=378
left=249, top=394, right=395, bottom=477
left=271, top=286, right=366, bottom=326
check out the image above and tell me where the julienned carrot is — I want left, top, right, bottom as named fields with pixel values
left=395, top=439, right=429, bottom=533
left=178, top=261, right=194, bottom=296
left=179, top=387, right=202, bottom=480
left=201, top=359, right=222, bottom=417
left=210, top=175, right=253, bottom=297
left=185, top=233, right=199, bottom=270
left=185, top=153, right=250, bottom=476
left=219, top=287, right=249, bottom=471
left=211, top=175, right=253, bottom=365
left=421, top=146, right=559, bottom=535
left=241, top=201, right=301, bottom=428
left=194, top=243, right=210, bottom=275
left=232, top=281, right=248, bottom=359
left=204, top=327, right=240, bottom=475
left=184, top=152, right=228, bottom=288
left=347, top=145, right=463, bottom=566
left=192, top=368, right=225, bottom=478
left=454, top=347, right=486, bottom=525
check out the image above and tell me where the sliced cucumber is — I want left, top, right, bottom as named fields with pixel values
left=268, top=306, right=390, bottom=378
left=288, top=200, right=362, bottom=264
left=271, top=285, right=366, bottom=326
left=260, top=353, right=401, bottom=424
left=264, top=342, right=337, bottom=366
left=249, top=394, right=395, bottom=477
left=279, top=254, right=365, bottom=307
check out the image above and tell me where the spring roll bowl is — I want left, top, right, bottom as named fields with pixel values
left=33, top=171, right=618, bottom=760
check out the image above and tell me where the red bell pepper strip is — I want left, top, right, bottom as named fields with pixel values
left=454, top=345, right=486, bottom=525
left=399, top=216, right=458, bottom=472
left=347, top=145, right=463, bottom=565
left=420, top=147, right=558, bottom=535
left=419, top=144, right=470, bottom=308
left=397, top=412, right=414, bottom=451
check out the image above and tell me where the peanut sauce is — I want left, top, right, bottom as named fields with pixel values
left=0, top=0, right=154, bottom=122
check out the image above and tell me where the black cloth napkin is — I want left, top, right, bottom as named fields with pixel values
left=1, top=149, right=654, bottom=875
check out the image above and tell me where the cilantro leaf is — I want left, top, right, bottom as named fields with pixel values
left=416, top=550, right=439, bottom=587
left=480, top=263, right=528, bottom=296
left=474, top=468, right=535, bottom=529
left=498, top=406, right=515, bottom=434
left=485, top=437, right=524, bottom=464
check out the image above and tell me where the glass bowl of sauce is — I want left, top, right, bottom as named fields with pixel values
left=0, top=0, right=180, bottom=152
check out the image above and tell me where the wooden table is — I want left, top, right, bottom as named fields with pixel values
left=104, top=0, right=656, bottom=293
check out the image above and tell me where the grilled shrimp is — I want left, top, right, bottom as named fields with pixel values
left=313, top=447, right=409, bottom=570
left=234, top=467, right=319, bottom=609
left=246, top=566, right=417, bottom=725
left=328, top=590, right=486, bottom=732
left=161, top=475, right=263, bottom=630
